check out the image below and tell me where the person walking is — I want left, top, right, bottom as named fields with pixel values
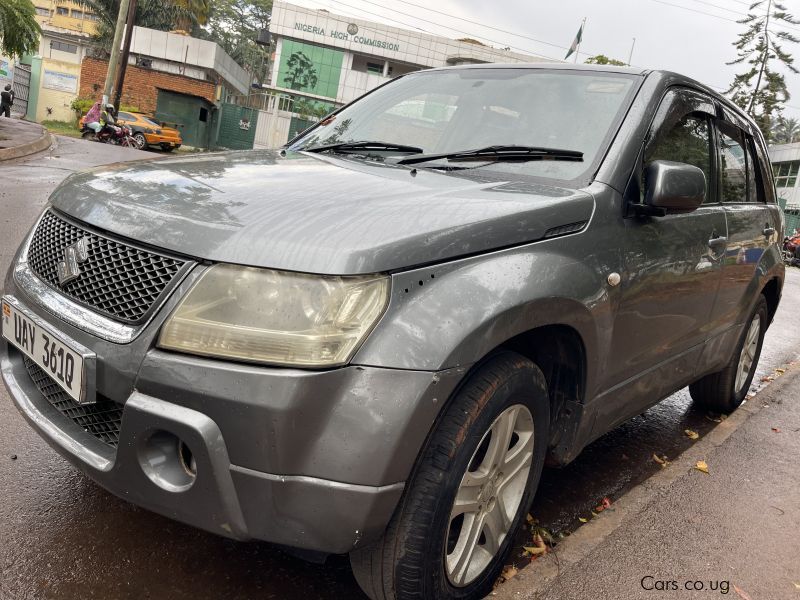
left=0, top=84, right=14, bottom=117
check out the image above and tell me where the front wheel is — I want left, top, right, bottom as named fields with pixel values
left=350, top=352, right=549, bottom=600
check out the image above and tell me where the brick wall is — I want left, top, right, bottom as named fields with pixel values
left=79, top=57, right=216, bottom=114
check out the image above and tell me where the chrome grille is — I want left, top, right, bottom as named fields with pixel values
left=23, top=357, right=123, bottom=448
left=26, top=210, right=187, bottom=323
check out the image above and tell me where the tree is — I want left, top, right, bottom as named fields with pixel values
left=79, top=0, right=199, bottom=57
left=0, top=0, right=41, bottom=58
left=726, top=0, right=799, bottom=141
left=584, top=54, right=626, bottom=66
left=771, top=115, right=800, bottom=143
left=203, top=0, right=272, bottom=86
left=283, top=50, right=317, bottom=91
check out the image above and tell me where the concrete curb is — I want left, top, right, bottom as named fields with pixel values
left=493, top=363, right=799, bottom=599
left=0, top=129, right=54, bottom=162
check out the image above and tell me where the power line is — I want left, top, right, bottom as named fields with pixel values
left=324, top=0, right=560, bottom=60
left=392, top=0, right=600, bottom=58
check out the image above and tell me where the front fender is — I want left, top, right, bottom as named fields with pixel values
left=352, top=234, right=614, bottom=400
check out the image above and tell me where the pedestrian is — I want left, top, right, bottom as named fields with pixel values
left=0, top=84, right=14, bottom=118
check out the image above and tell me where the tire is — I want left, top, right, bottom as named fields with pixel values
left=690, top=295, right=768, bottom=413
left=350, top=352, right=550, bottom=600
left=81, top=130, right=96, bottom=141
left=133, top=132, right=147, bottom=150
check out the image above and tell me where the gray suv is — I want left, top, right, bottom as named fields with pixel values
left=1, top=64, right=784, bottom=600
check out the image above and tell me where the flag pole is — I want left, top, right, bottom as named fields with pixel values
left=574, top=17, right=586, bottom=63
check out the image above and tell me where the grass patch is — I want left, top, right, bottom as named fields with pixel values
left=41, top=120, right=81, bottom=138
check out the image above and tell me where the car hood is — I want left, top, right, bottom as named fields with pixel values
left=49, top=150, right=595, bottom=274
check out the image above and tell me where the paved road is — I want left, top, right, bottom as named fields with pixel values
left=0, top=137, right=798, bottom=599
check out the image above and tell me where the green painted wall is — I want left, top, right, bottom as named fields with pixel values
left=26, top=57, right=42, bottom=121
left=216, top=103, right=258, bottom=150
left=277, top=40, right=343, bottom=99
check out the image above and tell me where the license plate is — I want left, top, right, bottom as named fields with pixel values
left=2, top=298, right=86, bottom=403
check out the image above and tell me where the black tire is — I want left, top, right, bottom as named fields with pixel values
left=350, top=352, right=550, bottom=600
left=160, top=143, right=175, bottom=152
left=689, top=295, right=768, bottom=413
left=81, top=130, right=96, bottom=141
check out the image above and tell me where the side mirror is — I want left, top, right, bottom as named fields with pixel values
left=642, top=160, right=706, bottom=216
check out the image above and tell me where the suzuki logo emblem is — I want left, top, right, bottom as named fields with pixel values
left=57, top=238, right=89, bottom=286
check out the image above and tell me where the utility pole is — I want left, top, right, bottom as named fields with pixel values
left=113, top=0, right=138, bottom=111
left=627, top=38, right=636, bottom=66
left=102, top=0, right=132, bottom=105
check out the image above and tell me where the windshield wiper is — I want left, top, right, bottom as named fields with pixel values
left=396, top=145, right=583, bottom=166
left=301, top=140, right=424, bottom=155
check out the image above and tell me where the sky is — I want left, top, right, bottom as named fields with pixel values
left=288, top=0, right=800, bottom=120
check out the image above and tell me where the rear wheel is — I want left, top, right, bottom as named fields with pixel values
left=133, top=132, right=147, bottom=150
left=350, top=352, right=549, bottom=600
left=690, top=295, right=768, bottom=413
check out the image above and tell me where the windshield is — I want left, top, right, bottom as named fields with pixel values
left=288, top=68, right=639, bottom=183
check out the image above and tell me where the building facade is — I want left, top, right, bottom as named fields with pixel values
left=769, top=142, right=800, bottom=233
left=252, top=1, right=552, bottom=147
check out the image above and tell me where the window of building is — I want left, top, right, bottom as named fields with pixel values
left=51, top=40, right=78, bottom=54
left=84, top=12, right=98, bottom=20
left=366, top=62, right=384, bottom=75
left=773, top=161, right=800, bottom=188
left=56, top=7, right=69, bottom=15
left=36, top=7, right=50, bottom=16
left=71, top=9, right=83, bottom=19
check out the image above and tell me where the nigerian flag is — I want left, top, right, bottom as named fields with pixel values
left=564, top=22, right=584, bottom=60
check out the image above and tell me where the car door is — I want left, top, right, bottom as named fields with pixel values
left=600, top=88, right=728, bottom=425
left=712, top=110, right=779, bottom=325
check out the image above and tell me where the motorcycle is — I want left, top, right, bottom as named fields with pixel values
left=80, top=123, right=141, bottom=149
left=782, top=233, right=800, bottom=266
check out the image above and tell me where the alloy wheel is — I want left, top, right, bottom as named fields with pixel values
left=735, top=315, right=761, bottom=394
left=445, top=404, right=534, bottom=587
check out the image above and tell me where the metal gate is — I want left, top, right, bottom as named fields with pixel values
left=11, top=62, right=31, bottom=118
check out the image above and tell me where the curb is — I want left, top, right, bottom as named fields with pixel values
left=493, top=363, right=799, bottom=599
left=0, top=129, right=54, bottom=162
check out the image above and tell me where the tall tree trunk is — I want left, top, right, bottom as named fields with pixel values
left=748, top=0, right=772, bottom=115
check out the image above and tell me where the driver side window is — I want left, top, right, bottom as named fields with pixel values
left=645, top=114, right=712, bottom=201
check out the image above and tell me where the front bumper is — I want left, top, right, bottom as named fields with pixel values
left=1, top=288, right=464, bottom=553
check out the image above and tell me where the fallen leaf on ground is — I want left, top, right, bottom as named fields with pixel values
left=653, top=453, right=670, bottom=468
left=499, top=565, right=518, bottom=582
left=578, top=517, right=588, bottom=523
left=793, top=581, right=800, bottom=589
left=772, top=427, right=781, bottom=433
left=776, top=368, right=785, bottom=374
left=523, top=545, right=547, bottom=556
left=590, top=510, right=599, bottom=517
left=695, top=460, right=709, bottom=474
left=733, top=584, right=753, bottom=600
left=761, top=376, right=773, bottom=382
left=685, top=429, right=700, bottom=440
left=595, top=497, right=612, bottom=512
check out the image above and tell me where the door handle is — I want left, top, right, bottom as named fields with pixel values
left=763, top=226, right=776, bottom=237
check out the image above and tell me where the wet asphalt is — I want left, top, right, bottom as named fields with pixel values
left=0, top=137, right=798, bottom=600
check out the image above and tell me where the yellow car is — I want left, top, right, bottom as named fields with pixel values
left=117, top=111, right=182, bottom=151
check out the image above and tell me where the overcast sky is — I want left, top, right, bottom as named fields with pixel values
left=290, top=0, right=800, bottom=119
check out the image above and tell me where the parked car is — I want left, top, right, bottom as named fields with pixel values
left=1, top=65, right=784, bottom=600
left=80, top=110, right=182, bottom=151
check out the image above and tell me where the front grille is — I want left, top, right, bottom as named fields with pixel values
left=24, top=357, right=123, bottom=448
left=27, top=210, right=187, bottom=323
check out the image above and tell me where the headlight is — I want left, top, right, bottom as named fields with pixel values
left=158, top=265, right=390, bottom=367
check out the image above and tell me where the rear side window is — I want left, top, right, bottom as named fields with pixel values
left=717, top=121, right=762, bottom=203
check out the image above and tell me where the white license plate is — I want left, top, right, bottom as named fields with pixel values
left=2, top=299, right=85, bottom=403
